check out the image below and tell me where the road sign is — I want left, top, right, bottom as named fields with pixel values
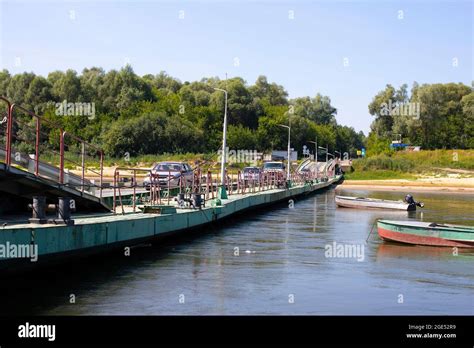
left=302, top=145, right=310, bottom=157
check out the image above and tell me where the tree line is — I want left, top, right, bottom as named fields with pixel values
left=0, top=66, right=365, bottom=159
left=367, top=82, right=473, bottom=155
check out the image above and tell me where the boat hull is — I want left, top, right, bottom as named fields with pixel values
left=335, top=196, right=412, bottom=211
left=377, top=220, right=474, bottom=248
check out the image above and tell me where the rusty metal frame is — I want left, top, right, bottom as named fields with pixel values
left=0, top=97, right=12, bottom=165
left=1, top=97, right=105, bottom=198
left=113, top=167, right=157, bottom=214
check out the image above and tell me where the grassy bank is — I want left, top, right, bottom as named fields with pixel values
left=44, top=152, right=216, bottom=170
left=61, top=152, right=263, bottom=175
left=344, top=170, right=417, bottom=180
left=102, top=153, right=215, bottom=167
left=345, top=150, right=474, bottom=180
left=45, top=149, right=474, bottom=180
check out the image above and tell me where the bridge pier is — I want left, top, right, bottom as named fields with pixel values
left=28, top=196, right=47, bottom=224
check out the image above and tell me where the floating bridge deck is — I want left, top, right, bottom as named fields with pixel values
left=0, top=96, right=110, bottom=214
left=0, top=163, right=110, bottom=214
left=0, top=96, right=343, bottom=273
left=0, top=175, right=342, bottom=272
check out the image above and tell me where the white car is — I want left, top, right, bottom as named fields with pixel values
left=262, top=161, right=285, bottom=173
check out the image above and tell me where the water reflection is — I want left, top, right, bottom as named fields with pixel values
left=376, top=243, right=474, bottom=261
left=0, top=187, right=472, bottom=315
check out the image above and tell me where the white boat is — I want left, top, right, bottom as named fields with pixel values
left=335, top=195, right=423, bottom=211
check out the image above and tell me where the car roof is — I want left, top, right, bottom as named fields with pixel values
left=156, top=161, right=186, bottom=165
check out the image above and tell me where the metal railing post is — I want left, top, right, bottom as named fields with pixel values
left=99, top=151, right=104, bottom=199
left=81, top=142, right=85, bottom=192
left=6, top=104, right=14, bottom=166
left=132, top=170, right=136, bottom=212
left=35, top=117, right=40, bottom=176
left=59, top=129, right=65, bottom=184
left=168, top=170, right=171, bottom=205
left=113, top=170, right=117, bottom=213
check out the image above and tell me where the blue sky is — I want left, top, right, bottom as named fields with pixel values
left=0, top=0, right=472, bottom=134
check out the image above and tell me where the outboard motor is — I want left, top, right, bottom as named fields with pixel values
left=404, top=194, right=415, bottom=205
left=176, top=193, right=185, bottom=208
left=404, top=194, right=424, bottom=210
left=191, top=193, right=203, bottom=209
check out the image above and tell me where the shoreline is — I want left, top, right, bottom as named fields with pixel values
left=338, top=180, right=474, bottom=193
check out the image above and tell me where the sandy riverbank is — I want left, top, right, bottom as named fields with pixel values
left=339, top=177, right=474, bottom=193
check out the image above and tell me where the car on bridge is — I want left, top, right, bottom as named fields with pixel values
left=143, top=162, right=194, bottom=190
left=262, top=161, right=286, bottom=187
left=243, top=166, right=261, bottom=184
left=262, top=161, right=285, bottom=173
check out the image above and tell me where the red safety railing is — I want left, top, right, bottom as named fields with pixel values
left=0, top=97, right=104, bottom=198
left=0, top=97, right=12, bottom=164
left=113, top=167, right=161, bottom=214
left=110, top=162, right=338, bottom=213
left=1, top=97, right=339, bottom=214
left=62, top=131, right=104, bottom=197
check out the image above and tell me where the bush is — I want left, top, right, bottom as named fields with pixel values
left=351, top=150, right=474, bottom=174
left=352, top=154, right=415, bottom=172
left=227, top=125, right=257, bottom=150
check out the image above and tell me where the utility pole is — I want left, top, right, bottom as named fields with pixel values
left=214, top=87, right=228, bottom=199
left=309, top=138, right=318, bottom=179
left=278, top=124, right=291, bottom=185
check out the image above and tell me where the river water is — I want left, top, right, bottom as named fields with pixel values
left=1, top=187, right=473, bottom=315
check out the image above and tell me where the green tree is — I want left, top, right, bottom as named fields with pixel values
left=80, top=67, right=105, bottom=108
left=227, top=125, right=257, bottom=150
left=249, top=75, right=288, bottom=107
left=50, top=69, right=81, bottom=102
left=6, top=72, right=36, bottom=107
left=0, top=70, right=11, bottom=97
left=26, top=76, right=53, bottom=113
left=292, top=94, right=337, bottom=125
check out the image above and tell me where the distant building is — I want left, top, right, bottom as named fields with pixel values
left=390, top=142, right=409, bottom=149
left=405, top=146, right=421, bottom=152
left=271, top=150, right=298, bottom=161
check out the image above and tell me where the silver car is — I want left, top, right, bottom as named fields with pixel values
left=144, top=162, right=194, bottom=190
left=243, top=166, right=261, bottom=183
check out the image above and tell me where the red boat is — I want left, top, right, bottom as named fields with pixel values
left=377, top=220, right=474, bottom=248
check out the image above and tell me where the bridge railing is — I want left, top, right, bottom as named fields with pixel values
left=0, top=97, right=104, bottom=198
left=112, top=167, right=159, bottom=214
left=0, top=97, right=12, bottom=164
left=62, top=131, right=104, bottom=197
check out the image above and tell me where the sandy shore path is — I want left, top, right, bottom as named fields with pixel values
left=339, top=177, right=474, bottom=193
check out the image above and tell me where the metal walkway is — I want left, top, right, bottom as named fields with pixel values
left=0, top=97, right=110, bottom=214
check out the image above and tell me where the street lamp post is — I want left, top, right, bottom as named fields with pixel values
left=214, top=87, right=228, bottom=199
left=278, top=124, right=291, bottom=186
left=318, top=145, right=328, bottom=178
left=308, top=139, right=318, bottom=179
left=327, top=152, right=335, bottom=177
